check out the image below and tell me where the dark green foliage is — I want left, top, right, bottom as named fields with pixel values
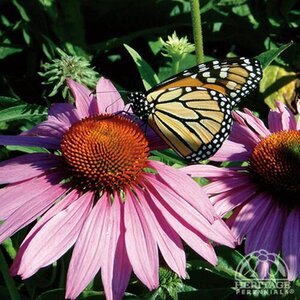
left=0, top=0, right=299, bottom=299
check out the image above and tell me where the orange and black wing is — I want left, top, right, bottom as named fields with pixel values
left=146, top=86, right=233, bottom=162
left=151, top=57, right=262, bottom=106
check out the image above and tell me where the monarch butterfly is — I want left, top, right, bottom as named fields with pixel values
left=127, top=57, right=262, bottom=162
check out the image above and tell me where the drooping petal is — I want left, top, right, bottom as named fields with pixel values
left=203, top=174, right=253, bottom=196
left=230, top=193, right=273, bottom=244
left=143, top=183, right=218, bottom=265
left=101, top=193, right=132, bottom=300
left=135, top=187, right=186, bottom=278
left=124, top=189, right=159, bottom=290
left=67, top=79, right=94, bottom=119
left=0, top=135, right=60, bottom=149
left=66, top=192, right=111, bottom=299
left=143, top=174, right=235, bottom=248
left=245, top=203, right=287, bottom=279
left=0, top=153, right=61, bottom=184
left=0, top=172, right=65, bottom=220
left=29, top=190, right=81, bottom=237
left=268, top=101, right=297, bottom=132
left=210, top=183, right=258, bottom=217
left=282, top=207, right=300, bottom=281
left=11, top=191, right=93, bottom=279
left=96, top=77, right=125, bottom=114
left=11, top=189, right=80, bottom=276
left=149, top=160, right=216, bottom=223
left=0, top=172, right=68, bottom=243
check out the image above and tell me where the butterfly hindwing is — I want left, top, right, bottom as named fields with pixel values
left=146, top=87, right=233, bottom=162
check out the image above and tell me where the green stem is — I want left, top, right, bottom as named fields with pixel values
left=190, top=0, right=204, bottom=64
left=0, top=248, right=21, bottom=300
left=172, top=59, right=180, bottom=75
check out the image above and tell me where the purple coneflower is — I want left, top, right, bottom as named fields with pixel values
left=0, top=78, right=235, bottom=299
left=183, top=101, right=300, bottom=280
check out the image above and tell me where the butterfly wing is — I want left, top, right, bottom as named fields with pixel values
left=128, top=57, right=262, bottom=162
left=151, top=57, right=262, bottom=106
left=146, top=86, right=233, bottom=162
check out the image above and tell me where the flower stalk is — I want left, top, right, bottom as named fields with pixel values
left=0, top=249, right=21, bottom=300
left=190, top=0, right=204, bottom=64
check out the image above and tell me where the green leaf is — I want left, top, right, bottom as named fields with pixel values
left=22, top=28, right=31, bottom=45
left=6, top=146, right=48, bottom=153
left=0, top=97, right=21, bottom=107
left=0, top=104, right=47, bottom=122
left=150, top=149, right=186, bottom=167
left=124, top=44, right=160, bottom=90
left=12, top=0, right=30, bottom=22
left=178, top=287, right=235, bottom=300
left=0, top=44, right=23, bottom=60
left=255, top=42, right=294, bottom=69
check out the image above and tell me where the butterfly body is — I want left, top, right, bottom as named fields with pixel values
left=128, top=57, right=262, bottom=162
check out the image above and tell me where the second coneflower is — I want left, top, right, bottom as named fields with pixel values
left=183, top=101, right=300, bottom=280
left=0, top=78, right=235, bottom=300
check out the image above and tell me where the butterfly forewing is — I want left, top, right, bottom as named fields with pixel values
left=152, top=57, right=262, bottom=106
left=127, top=57, right=262, bottom=162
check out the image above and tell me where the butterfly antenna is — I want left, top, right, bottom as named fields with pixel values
left=104, top=96, right=123, bottom=113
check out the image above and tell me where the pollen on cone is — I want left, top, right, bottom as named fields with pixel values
left=249, top=130, right=300, bottom=202
left=61, top=114, right=149, bottom=191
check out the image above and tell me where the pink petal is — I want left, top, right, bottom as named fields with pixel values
left=22, top=120, right=67, bottom=139
left=26, top=189, right=81, bottom=232
left=0, top=153, right=61, bottom=184
left=0, top=135, right=60, bottom=149
left=101, top=193, right=132, bottom=300
left=134, top=187, right=186, bottom=277
left=181, top=164, right=239, bottom=178
left=210, top=140, right=251, bottom=162
left=204, top=174, right=252, bottom=196
left=245, top=203, right=287, bottom=279
left=149, top=160, right=217, bottom=223
left=230, top=192, right=273, bottom=244
left=0, top=172, right=65, bottom=220
left=282, top=207, right=300, bottom=281
left=209, top=182, right=257, bottom=217
left=0, top=172, right=68, bottom=243
left=67, top=79, right=94, bottom=119
left=12, top=188, right=80, bottom=257
left=124, top=189, right=159, bottom=290
left=143, top=184, right=218, bottom=265
left=11, top=191, right=93, bottom=278
left=96, top=77, right=125, bottom=114
left=23, top=103, right=79, bottom=139
left=234, top=110, right=270, bottom=138
left=48, top=103, right=80, bottom=126
left=227, top=121, right=261, bottom=149
left=66, top=192, right=111, bottom=299
left=143, top=174, right=235, bottom=248
left=268, top=100, right=297, bottom=132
